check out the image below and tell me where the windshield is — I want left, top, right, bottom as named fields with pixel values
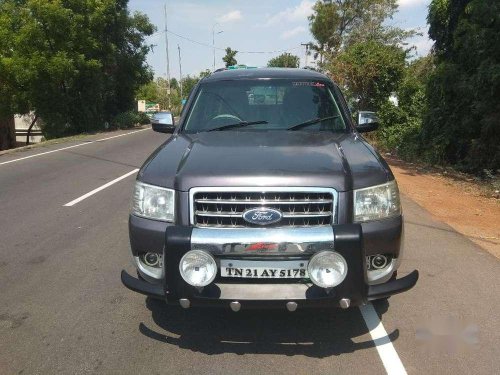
left=183, top=79, right=347, bottom=133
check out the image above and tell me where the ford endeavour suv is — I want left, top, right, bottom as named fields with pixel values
left=121, top=67, right=418, bottom=311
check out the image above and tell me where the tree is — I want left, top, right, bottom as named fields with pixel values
left=169, top=77, right=179, bottom=91
left=222, top=47, right=238, bottom=67
left=155, top=77, right=179, bottom=112
left=422, top=0, right=500, bottom=172
left=140, top=70, right=211, bottom=115
left=328, top=40, right=406, bottom=111
left=0, top=116, right=16, bottom=150
left=267, top=53, right=300, bottom=68
left=308, top=0, right=413, bottom=65
left=135, top=81, right=159, bottom=102
left=199, top=69, right=212, bottom=79
left=308, top=0, right=415, bottom=153
left=377, top=56, right=434, bottom=158
left=0, top=0, right=155, bottom=140
left=180, top=75, right=200, bottom=98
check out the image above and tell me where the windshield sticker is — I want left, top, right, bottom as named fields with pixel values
left=292, top=81, right=325, bottom=87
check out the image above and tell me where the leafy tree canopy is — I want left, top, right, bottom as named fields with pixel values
left=328, top=40, right=406, bottom=111
left=309, top=0, right=414, bottom=122
left=136, top=70, right=212, bottom=115
left=267, top=53, right=300, bottom=68
left=423, top=0, right=500, bottom=172
left=376, top=56, right=434, bottom=158
left=0, top=0, right=155, bottom=138
left=222, top=47, right=238, bottom=67
left=308, top=0, right=414, bottom=63
left=135, top=81, right=159, bottom=103
left=199, top=69, right=212, bottom=79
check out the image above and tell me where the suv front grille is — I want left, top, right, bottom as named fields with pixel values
left=190, top=188, right=337, bottom=228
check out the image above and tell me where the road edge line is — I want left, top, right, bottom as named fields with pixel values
left=0, top=128, right=150, bottom=166
left=63, top=169, right=139, bottom=207
left=360, top=303, right=408, bottom=375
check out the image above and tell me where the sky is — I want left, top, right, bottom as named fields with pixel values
left=128, top=0, right=432, bottom=79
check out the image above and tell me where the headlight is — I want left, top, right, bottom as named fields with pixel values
left=132, top=181, right=175, bottom=222
left=307, top=251, right=348, bottom=288
left=179, top=250, right=217, bottom=287
left=354, top=180, right=401, bottom=222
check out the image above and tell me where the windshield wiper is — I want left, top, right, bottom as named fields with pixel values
left=287, top=115, right=339, bottom=130
left=207, top=120, right=268, bottom=132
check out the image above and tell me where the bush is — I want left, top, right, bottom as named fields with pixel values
left=376, top=56, right=432, bottom=160
left=112, top=111, right=140, bottom=129
left=136, top=112, right=151, bottom=125
left=377, top=101, right=422, bottom=159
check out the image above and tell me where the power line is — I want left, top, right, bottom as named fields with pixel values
left=148, top=28, right=303, bottom=54
left=167, top=29, right=225, bottom=51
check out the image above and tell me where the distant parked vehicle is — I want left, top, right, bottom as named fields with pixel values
left=151, top=111, right=175, bottom=133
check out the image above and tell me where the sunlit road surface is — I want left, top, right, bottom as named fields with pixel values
left=0, top=128, right=498, bottom=375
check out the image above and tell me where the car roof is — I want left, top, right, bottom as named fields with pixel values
left=202, top=67, right=331, bottom=82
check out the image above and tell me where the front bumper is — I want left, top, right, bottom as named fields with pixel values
left=121, top=269, right=418, bottom=306
left=122, top=224, right=418, bottom=309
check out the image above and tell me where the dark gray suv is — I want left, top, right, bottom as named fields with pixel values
left=121, top=67, right=418, bottom=311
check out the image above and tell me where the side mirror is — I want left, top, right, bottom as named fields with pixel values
left=152, top=113, right=175, bottom=134
left=152, top=123, right=175, bottom=134
left=356, top=111, right=379, bottom=133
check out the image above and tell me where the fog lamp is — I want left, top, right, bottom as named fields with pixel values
left=143, top=252, right=160, bottom=267
left=179, top=250, right=217, bottom=287
left=307, top=251, right=348, bottom=288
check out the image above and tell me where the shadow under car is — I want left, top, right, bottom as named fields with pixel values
left=138, top=297, right=395, bottom=358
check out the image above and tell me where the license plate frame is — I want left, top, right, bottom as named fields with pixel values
left=220, top=259, right=308, bottom=279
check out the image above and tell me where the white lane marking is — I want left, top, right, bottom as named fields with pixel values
left=63, top=169, right=139, bottom=207
left=93, top=128, right=149, bottom=142
left=360, top=303, right=408, bottom=375
left=0, top=128, right=149, bottom=166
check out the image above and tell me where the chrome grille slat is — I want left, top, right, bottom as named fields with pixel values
left=190, top=187, right=337, bottom=228
left=194, top=199, right=333, bottom=204
left=196, top=212, right=243, bottom=218
left=195, top=211, right=333, bottom=218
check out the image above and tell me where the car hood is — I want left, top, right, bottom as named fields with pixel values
left=139, top=131, right=392, bottom=192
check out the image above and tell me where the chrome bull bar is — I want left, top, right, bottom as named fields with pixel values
left=190, top=226, right=335, bottom=256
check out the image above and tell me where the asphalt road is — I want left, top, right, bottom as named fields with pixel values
left=0, top=128, right=498, bottom=375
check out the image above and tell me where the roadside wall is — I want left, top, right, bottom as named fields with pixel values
left=15, top=113, right=43, bottom=144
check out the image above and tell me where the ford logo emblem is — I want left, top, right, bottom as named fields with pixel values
left=242, top=208, right=283, bottom=226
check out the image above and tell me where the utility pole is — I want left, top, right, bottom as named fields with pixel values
left=164, top=3, right=171, bottom=109
left=301, top=43, right=309, bottom=68
left=178, top=44, right=183, bottom=99
left=212, top=23, right=223, bottom=71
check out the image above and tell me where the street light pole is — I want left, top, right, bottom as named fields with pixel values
left=212, top=23, right=223, bottom=71
left=178, top=44, right=183, bottom=99
left=164, top=3, right=171, bottom=109
left=301, top=43, right=310, bottom=68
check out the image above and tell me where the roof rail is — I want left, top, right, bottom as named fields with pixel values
left=228, top=65, right=257, bottom=70
left=213, top=65, right=258, bottom=73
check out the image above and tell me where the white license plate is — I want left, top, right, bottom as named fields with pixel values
left=220, top=259, right=308, bottom=279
